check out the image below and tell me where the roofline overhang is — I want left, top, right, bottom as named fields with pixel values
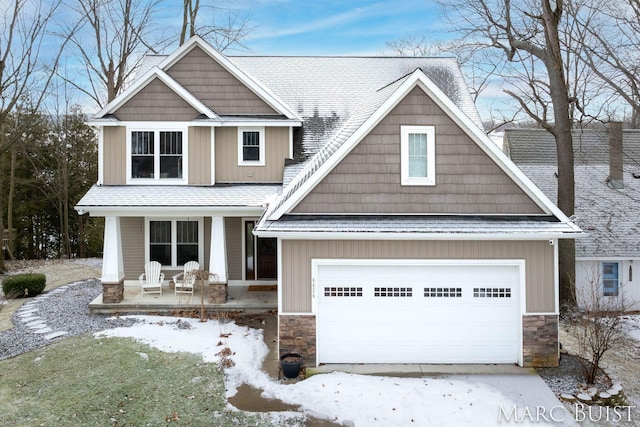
left=252, top=230, right=586, bottom=240
left=87, top=119, right=303, bottom=127
left=75, top=206, right=265, bottom=217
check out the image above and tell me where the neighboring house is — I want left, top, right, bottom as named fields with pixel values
left=76, top=36, right=582, bottom=368
left=504, top=126, right=640, bottom=311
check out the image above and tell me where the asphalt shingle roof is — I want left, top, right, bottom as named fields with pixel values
left=505, top=128, right=640, bottom=257
left=257, top=215, right=577, bottom=236
left=76, top=184, right=280, bottom=208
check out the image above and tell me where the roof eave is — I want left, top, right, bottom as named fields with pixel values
left=253, top=229, right=586, bottom=240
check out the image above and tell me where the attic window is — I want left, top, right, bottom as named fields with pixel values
left=400, top=125, right=435, bottom=186
left=238, top=127, right=265, bottom=166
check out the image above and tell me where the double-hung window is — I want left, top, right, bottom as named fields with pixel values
left=602, top=262, right=619, bottom=296
left=238, top=127, right=265, bottom=166
left=400, top=125, right=436, bottom=186
left=130, top=129, right=185, bottom=181
left=147, top=218, right=202, bottom=267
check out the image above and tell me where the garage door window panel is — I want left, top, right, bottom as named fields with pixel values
left=424, top=287, right=462, bottom=298
left=324, top=287, right=363, bottom=297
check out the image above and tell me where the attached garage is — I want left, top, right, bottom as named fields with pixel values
left=314, top=260, right=523, bottom=365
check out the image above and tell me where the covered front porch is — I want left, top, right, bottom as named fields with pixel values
left=89, top=280, right=277, bottom=314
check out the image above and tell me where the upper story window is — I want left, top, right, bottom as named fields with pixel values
left=400, top=125, right=435, bottom=186
left=129, top=127, right=186, bottom=183
left=602, top=262, right=619, bottom=296
left=238, top=127, right=265, bottom=166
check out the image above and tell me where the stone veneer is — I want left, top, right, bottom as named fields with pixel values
left=208, top=282, right=227, bottom=304
left=522, top=314, right=559, bottom=368
left=102, top=281, right=124, bottom=303
left=279, top=315, right=316, bottom=366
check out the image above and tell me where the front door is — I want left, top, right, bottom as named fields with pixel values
left=244, top=220, right=277, bottom=280
left=257, top=237, right=277, bottom=279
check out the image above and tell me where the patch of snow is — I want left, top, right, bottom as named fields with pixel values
left=94, top=316, right=542, bottom=426
left=622, top=314, right=640, bottom=341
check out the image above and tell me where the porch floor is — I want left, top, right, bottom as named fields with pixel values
left=89, top=282, right=277, bottom=314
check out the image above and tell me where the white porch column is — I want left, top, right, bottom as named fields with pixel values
left=209, top=216, right=228, bottom=283
left=101, top=216, right=125, bottom=303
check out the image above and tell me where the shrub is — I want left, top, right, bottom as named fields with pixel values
left=1, top=273, right=46, bottom=298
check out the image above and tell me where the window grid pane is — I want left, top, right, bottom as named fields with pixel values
left=131, top=131, right=154, bottom=178
left=159, top=131, right=183, bottom=178
left=408, top=133, right=428, bottom=178
left=149, top=221, right=171, bottom=265
left=177, top=221, right=198, bottom=266
left=602, top=262, right=619, bottom=296
left=242, top=131, right=260, bottom=161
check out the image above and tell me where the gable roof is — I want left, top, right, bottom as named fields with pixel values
left=505, top=128, right=640, bottom=257
left=261, top=69, right=574, bottom=224
left=93, top=67, right=218, bottom=120
left=138, top=51, right=482, bottom=159
left=93, top=36, right=300, bottom=122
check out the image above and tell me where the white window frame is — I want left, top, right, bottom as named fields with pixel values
left=237, top=127, right=265, bottom=166
left=400, top=125, right=436, bottom=186
left=144, top=217, right=204, bottom=268
left=126, top=123, right=188, bottom=184
left=602, top=261, right=620, bottom=297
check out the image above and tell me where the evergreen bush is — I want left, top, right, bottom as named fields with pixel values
left=1, top=273, right=46, bottom=298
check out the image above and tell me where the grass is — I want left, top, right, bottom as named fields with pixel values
left=0, top=334, right=273, bottom=426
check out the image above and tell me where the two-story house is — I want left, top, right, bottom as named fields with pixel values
left=76, top=36, right=582, bottom=368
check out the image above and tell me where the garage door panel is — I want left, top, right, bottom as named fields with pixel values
left=317, top=262, right=521, bottom=364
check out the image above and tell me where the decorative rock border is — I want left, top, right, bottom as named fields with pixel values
left=560, top=382, right=629, bottom=407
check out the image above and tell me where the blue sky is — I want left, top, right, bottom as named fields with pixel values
left=198, top=0, right=448, bottom=55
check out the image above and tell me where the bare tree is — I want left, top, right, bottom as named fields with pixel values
left=386, top=33, right=500, bottom=109
left=439, top=0, right=578, bottom=306
left=178, top=0, right=252, bottom=51
left=572, top=0, right=640, bottom=127
left=66, top=0, right=159, bottom=106
left=0, top=0, right=72, bottom=272
left=567, top=266, right=631, bottom=384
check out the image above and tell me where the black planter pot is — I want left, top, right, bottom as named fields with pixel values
left=280, top=353, right=302, bottom=379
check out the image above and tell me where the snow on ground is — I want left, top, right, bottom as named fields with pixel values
left=94, top=316, right=539, bottom=426
left=622, top=314, right=640, bottom=341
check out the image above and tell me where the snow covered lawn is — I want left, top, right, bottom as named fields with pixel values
left=95, top=316, right=559, bottom=426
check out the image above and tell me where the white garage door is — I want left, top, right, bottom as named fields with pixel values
left=316, top=261, right=522, bottom=364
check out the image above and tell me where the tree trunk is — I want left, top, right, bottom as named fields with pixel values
left=7, top=148, right=16, bottom=259
left=0, top=152, right=5, bottom=272
left=541, top=0, right=576, bottom=308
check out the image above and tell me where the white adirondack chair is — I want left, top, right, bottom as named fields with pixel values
left=172, top=261, right=199, bottom=295
left=139, top=261, right=165, bottom=296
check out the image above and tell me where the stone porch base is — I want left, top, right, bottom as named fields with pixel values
left=279, top=314, right=316, bottom=366
left=522, top=314, right=559, bottom=368
left=102, top=281, right=124, bottom=303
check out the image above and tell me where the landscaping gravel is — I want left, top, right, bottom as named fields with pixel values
left=0, top=279, right=139, bottom=360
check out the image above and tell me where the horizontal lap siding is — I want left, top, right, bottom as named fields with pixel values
left=225, top=217, right=242, bottom=280
left=113, top=78, right=199, bottom=121
left=189, top=127, right=211, bottom=185
left=292, top=87, right=543, bottom=215
left=121, top=217, right=144, bottom=279
left=103, top=127, right=126, bottom=185
left=166, top=46, right=278, bottom=115
left=215, top=127, right=288, bottom=183
left=281, top=240, right=554, bottom=314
